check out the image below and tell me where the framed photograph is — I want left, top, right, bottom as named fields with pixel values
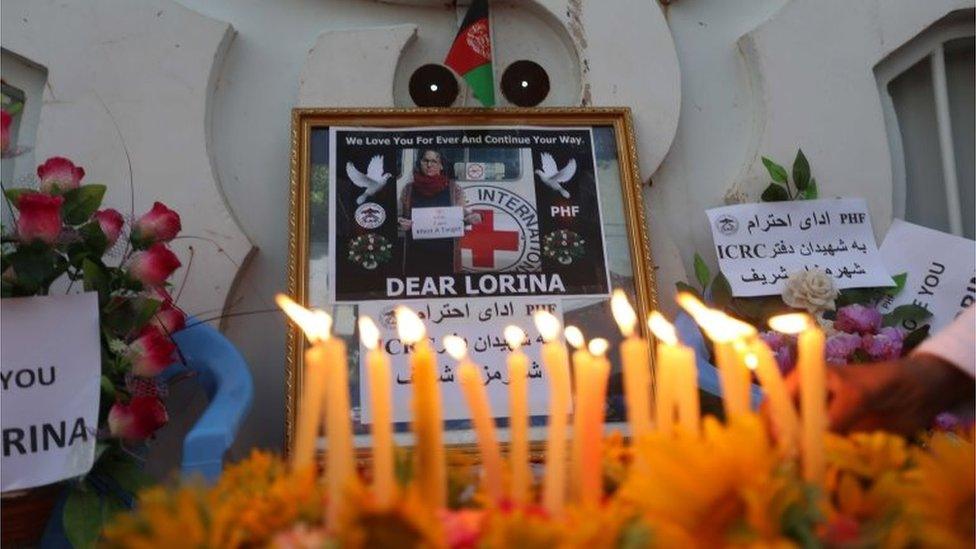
left=286, top=107, right=658, bottom=456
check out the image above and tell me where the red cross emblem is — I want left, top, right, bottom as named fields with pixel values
left=460, top=209, right=520, bottom=268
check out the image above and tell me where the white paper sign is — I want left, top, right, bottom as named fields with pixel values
left=878, top=219, right=976, bottom=331
left=411, top=206, right=465, bottom=240
left=706, top=198, right=894, bottom=297
left=2, top=293, right=101, bottom=491
left=358, top=298, right=568, bottom=423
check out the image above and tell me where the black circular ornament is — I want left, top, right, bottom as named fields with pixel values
left=501, top=60, right=550, bottom=107
left=408, top=64, right=459, bottom=107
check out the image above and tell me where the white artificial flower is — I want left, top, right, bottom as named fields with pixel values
left=782, top=269, right=838, bottom=313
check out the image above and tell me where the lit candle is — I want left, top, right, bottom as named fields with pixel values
left=745, top=339, right=800, bottom=455
left=611, top=291, right=653, bottom=440
left=359, top=316, right=395, bottom=509
left=677, top=294, right=753, bottom=417
left=565, top=325, right=590, bottom=501
left=444, top=335, right=505, bottom=505
left=648, top=311, right=699, bottom=436
left=503, top=325, right=531, bottom=506
left=396, top=306, right=446, bottom=510
left=533, top=311, right=571, bottom=516
left=276, top=294, right=328, bottom=471
left=322, top=313, right=353, bottom=529
left=275, top=294, right=353, bottom=528
left=770, top=313, right=825, bottom=484
left=580, top=338, right=610, bottom=507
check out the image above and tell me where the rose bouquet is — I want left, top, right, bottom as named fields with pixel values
left=347, top=233, right=393, bottom=270
left=2, top=155, right=187, bottom=546
left=542, top=229, right=586, bottom=265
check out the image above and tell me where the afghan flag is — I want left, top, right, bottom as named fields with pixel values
left=444, top=0, right=495, bottom=107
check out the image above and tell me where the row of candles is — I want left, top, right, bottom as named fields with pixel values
left=277, top=290, right=826, bottom=526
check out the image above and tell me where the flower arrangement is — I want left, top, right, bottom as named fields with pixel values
left=102, top=420, right=974, bottom=548
left=681, top=150, right=932, bottom=371
left=347, top=232, right=392, bottom=270
left=1, top=155, right=187, bottom=546
left=542, top=229, right=586, bottom=265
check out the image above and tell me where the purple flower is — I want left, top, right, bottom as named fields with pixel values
left=861, top=326, right=904, bottom=361
left=834, top=304, right=883, bottom=335
left=759, top=331, right=797, bottom=374
left=825, top=333, right=861, bottom=365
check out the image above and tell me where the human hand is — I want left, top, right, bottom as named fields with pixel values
left=782, top=354, right=973, bottom=436
left=464, top=212, right=482, bottom=225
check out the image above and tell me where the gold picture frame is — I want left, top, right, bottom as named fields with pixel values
left=286, top=107, right=657, bottom=456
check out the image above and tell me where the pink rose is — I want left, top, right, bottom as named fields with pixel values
left=1, top=109, right=11, bottom=155
left=128, top=243, right=181, bottom=287
left=108, top=396, right=168, bottom=440
left=131, top=202, right=181, bottom=247
left=93, top=208, right=125, bottom=247
left=834, top=304, right=883, bottom=335
left=759, top=331, right=797, bottom=374
left=37, top=157, right=85, bottom=193
left=438, top=509, right=485, bottom=549
left=151, top=300, right=186, bottom=334
left=127, top=326, right=177, bottom=376
left=825, top=333, right=861, bottom=365
left=861, top=327, right=904, bottom=361
left=16, top=192, right=64, bottom=245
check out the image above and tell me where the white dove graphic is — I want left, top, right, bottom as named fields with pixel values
left=346, top=155, right=393, bottom=205
left=535, top=153, right=576, bottom=199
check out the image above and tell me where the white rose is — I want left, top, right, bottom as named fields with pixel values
left=782, top=270, right=838, bottom=313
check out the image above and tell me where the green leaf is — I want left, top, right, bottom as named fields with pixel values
left=3, top=187, right=33, bottom=205
left=710, top=272, right=733, bottom=310
left=800, top=178, right=819, bottom=199
left=61, top=185, right=106, bottom=225
left=82, top=258, right=109, bottom=296
left=882, top=303, right=932, bottom=328
left=63, top=484, right=103, bottom=549
left=792, top=149, right=810, bottom=191
left=102, top=455, right=153, bottom=495
left=884, top=273, right=908, bottom=297
left=8, top=246, right=63, bottom=292
left=761, top=156, right=789, bottom=184
left=100, top=375, right=117, bottom=400
left=675, top=281, right=703, bottom=301
left=133, top=297, right=162, bottom=330
left=761, top=183, right=790, bottom=202
left=903, top=324, right=931, bottom=352
left=5, top=101, right=24, bottom=116
left=693, top=253, right=711, bottom=291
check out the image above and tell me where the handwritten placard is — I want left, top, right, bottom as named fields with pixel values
left=411, top=206, right=465, bottom=240
left=358, top=298, right=568, bottom=423
left=878, top=219, right=976, bottom=331
left=706, top=198, right=894, bottom=297
left=2, top=293, right=101, bottom=491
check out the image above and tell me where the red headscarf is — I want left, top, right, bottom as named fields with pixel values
left=412, top=172, right=450, bottom=197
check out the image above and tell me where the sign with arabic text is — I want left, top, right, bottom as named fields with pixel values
left=358, top=298, right=567, bottom=423
left=878, top=219, right=976, bottom=332
left=706, top=198, right=894, bottom=297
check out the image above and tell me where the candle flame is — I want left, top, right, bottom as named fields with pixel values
left=647, top=311, right=678, bottom=346
left=395, top=306, right=426, bottom=344
left=443, top=335, right=467, bottom=360
left=358, top=316, right=380, bottom=350
left=676, top=292, right=710, bottom=319
left=276, top=293, right=332, bottom=343
left=744, top=353, right=759, bottom=370
left=588, top=338, right=609, bottom=357
left=564, top=325, right=585, bottom=349
left=768, top=313, right=811, bottom=334
left=532, top=310, right=561, bottom=342
left=504, top=325, right=526, bottom=351
left=610, top=290, right=637, bottom=337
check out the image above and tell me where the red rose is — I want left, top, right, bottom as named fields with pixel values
left=1, top=110, right=11, bottom=155
left=131, top=202, right=181, bottom=246
left=93, top=208, right=125, bottom=247
left=151, top=300, right=186, bottom=334
left=37, top=157, right=85, bottom=193
left=108, top=396, right=168, bottom=440
left=127, top=325, right=177, bottom=377
left=128, top=243, right=181, bottom=287
left=16, top=192, right=64, bottom=245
